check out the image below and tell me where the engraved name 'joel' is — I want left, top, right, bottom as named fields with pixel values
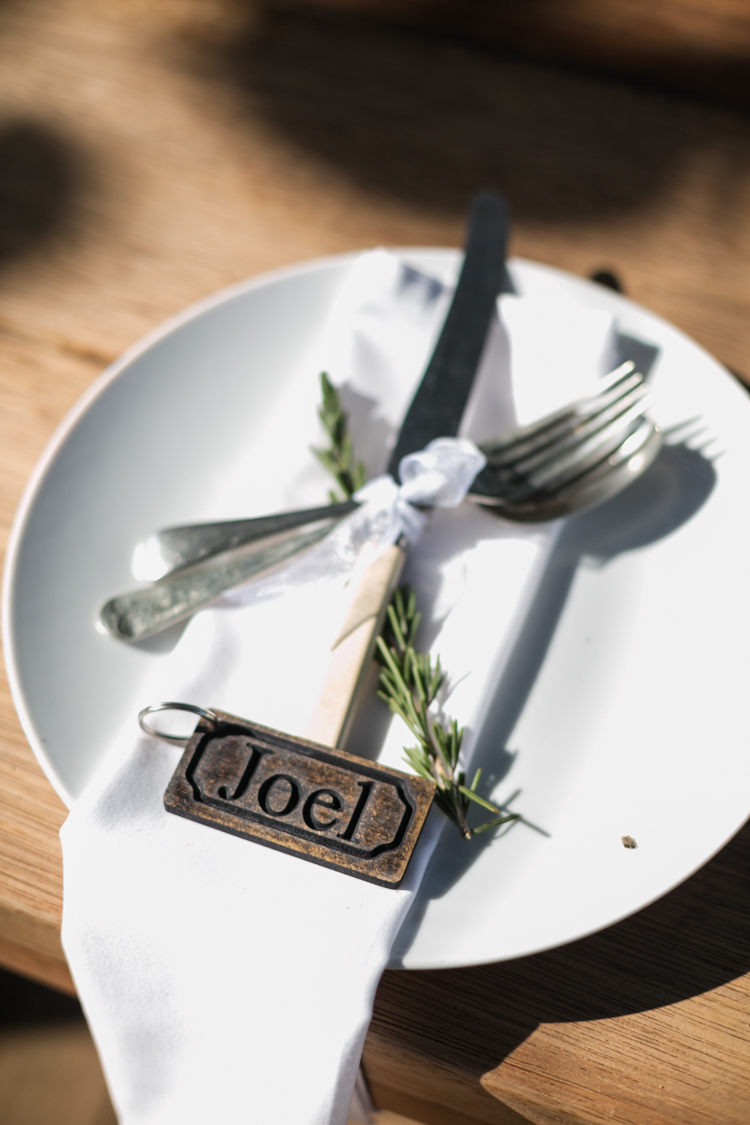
left=186, top=730, right=413, bottom=858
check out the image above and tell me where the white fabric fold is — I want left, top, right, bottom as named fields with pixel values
left=60, top=250, right=618, bottom=1125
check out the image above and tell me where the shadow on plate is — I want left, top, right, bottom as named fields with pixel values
left=395, top=439, right=717, bottom=949
left=132, top=617, right=191, bottom=655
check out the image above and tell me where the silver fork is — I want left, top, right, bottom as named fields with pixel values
left=101, top=361, right=660, bottom=641
left=470, top=359, right=660, bottom=520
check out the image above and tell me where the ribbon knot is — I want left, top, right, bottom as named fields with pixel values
left=353, top=436, right=487, bottom=549
left=223, top=438, right=487, bottom=607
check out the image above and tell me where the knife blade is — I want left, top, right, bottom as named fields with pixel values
left=387, top=191, right=508, bottom=473
left=101, top=192, right=509, bottom=642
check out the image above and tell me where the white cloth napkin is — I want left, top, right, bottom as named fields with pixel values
left=60, top=251, right=616, bottom=1125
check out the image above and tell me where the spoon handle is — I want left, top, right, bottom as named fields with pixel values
left=101, top=518, right=343, bottom=642
left=133, top=500, right=359, bottom=581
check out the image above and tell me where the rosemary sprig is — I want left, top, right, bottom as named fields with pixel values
left=311, top=372, right=367, bottom=502
left=313, top=376, right=519, bottom=840
left=375, top=587, right=519, bottom=840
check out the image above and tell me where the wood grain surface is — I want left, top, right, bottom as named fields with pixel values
left=278, top=0, right=750, bottom=106
left=0, top=2, right=749, bottom=1122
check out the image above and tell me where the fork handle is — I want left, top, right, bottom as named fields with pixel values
left=303, top=542, right=406, bottom=749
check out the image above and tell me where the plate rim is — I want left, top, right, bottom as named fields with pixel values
left=4, top=248, right=748, bottom=972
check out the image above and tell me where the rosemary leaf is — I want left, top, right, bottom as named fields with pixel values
left=375, top=584, right=520, bottom=841
left=472, top=814, right=521, bottom=835
left=458, top=785, right=504, bottom=813
left=311, top=372, right=367, bottom=502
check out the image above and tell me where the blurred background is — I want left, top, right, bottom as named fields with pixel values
left=1, top=1, right=749, bottom=1122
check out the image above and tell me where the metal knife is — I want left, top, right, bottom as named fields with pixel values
left=100, top=192, right=509, bottom=641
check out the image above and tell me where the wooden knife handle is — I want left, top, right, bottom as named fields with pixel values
left=303, top=541, right=406, bottom=749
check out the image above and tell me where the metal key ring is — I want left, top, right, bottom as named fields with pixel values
left=138, top=702, right=218, bottom=744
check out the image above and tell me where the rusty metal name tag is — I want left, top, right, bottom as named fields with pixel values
left=164, top=710, right=435, bottom=887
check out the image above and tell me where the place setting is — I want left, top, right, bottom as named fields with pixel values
left=5, top=191, right=750, bottom=1122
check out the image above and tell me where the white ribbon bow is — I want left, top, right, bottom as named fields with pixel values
left=352, top=436, right=487, bottom=548
left=223, top=437, right=486, bottom=605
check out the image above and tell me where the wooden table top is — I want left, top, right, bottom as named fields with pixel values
left=1, top=3, right=750, bottom=1123
left=296, top=0, right=750, bottom=108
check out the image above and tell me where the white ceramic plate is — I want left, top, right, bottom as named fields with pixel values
left=5, top=252, right=750, bottom=970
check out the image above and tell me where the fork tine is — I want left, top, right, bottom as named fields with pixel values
left=484, top=361, right=636, bottom=446
left=510, top=382, right=651, bottom=476
left=483, top=392, right=654, bottom=506
left=556, top=422, right=663, bottom=512
left=472, top=377, right=652, bottom=501
left=482, top=363, right=642, bottom=467
left=480, top=420, right=662, bottom=521
left=522, top=396, right=655, bottom=494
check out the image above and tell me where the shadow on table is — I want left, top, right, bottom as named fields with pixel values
left=374, top=807, right=750, bottom=1078
left=196, top=5, right=750, bottom=224
left=0, top=118, right=84, bottom=268
left=0, top=966, right=81, bottom=1029
left=0, top=968, right=117, bottom=1125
